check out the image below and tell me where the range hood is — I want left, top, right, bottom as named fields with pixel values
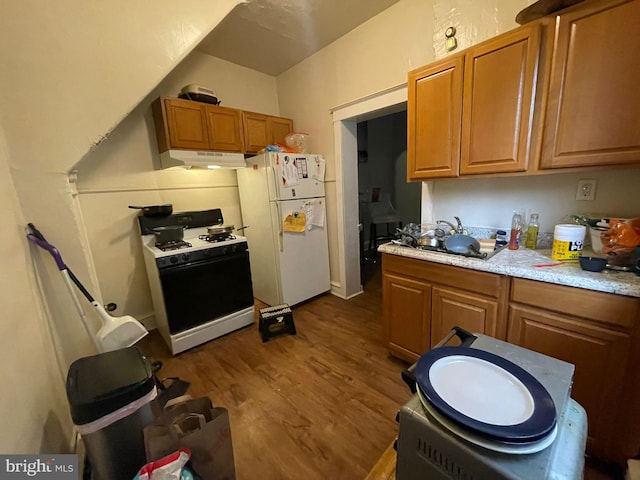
left=159, top=150, right=246, bottom=169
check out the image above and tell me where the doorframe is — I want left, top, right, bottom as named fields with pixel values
left=331, top=84, right=408, bottom=300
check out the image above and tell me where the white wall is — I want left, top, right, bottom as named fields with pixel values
left=276, top=0, right=639, bottom=291
left=0, top=0, right=242, bottom=454
left=276, top=0, right=530, bottom=289
left=75, top=53, right=281, bottom=328
left=431, top=169, right=640, bottom=234
left=0, top=128, right=70, bottom=454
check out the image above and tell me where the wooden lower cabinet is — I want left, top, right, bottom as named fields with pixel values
left=508, top=278, right=640, bottom=463
left=382, top=254, right=640, bottom=464
left=381, top=254, right=507, bottom=363
left=382, top=272, right=431, bottom=361
left=431, top=287, right=499, bottom=348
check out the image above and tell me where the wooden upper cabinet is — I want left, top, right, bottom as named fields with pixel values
left=242, top=111, right=270, bottom=153
left=461, top=24, right=541, bottom=175
left=407, top=55, right=463, bottom=180
left=408, top=22, right=543, bottom=180
left=204, top=106, right=244, bottom=152
left=541, top=0, right=640, bottom=169
left=270, top=116, right=294, bottom=145
left=242, top=111, right=294, bottom=154
left=163, top=98, right=210, bottom=150
left=152, top=97, right=244, bottom=153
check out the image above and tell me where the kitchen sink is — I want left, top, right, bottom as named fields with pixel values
left=397, top=242, right=507, bottom=260
left=394, top=223, right=507, bottom=260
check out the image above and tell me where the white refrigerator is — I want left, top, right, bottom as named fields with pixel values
left=237, top=152, right=330, bottom=307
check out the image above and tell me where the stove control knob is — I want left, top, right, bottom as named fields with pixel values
left=203, top=249, right=211, bottom=257
left=222, top=246, right=231, bottom=255
left=170, top=256, right=178, bottom=264
left=181, top=253, right=190, bottom=262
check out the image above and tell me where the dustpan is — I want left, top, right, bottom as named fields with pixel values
left=27, top=223, right=148, bottom=352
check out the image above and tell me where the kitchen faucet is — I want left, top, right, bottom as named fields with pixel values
left=437, top=216, right=464, bottom=234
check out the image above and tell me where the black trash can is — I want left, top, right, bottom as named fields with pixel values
left=66, top=347, right=156, bottom=480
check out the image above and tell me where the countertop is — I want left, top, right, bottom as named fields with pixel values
left=378, top=243, right=640, bottom=298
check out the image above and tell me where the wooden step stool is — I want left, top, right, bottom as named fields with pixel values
left=259, top=304, right=296, bottom=342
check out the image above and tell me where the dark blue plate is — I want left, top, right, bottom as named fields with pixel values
left=415, top=346, right=556, bottom=443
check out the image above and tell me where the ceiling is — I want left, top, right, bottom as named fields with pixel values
left=196, top=0, right=401, bottom=76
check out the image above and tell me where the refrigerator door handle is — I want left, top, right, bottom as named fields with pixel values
left=276, top=201, right=284, bottom=252
left=270, top=165, right=280, bottom=201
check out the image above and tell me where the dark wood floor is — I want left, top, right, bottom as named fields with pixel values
left=138, top=258, right=621, bottom=480
left=139, top=264, right=410, bottom=479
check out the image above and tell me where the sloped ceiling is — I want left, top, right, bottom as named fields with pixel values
left=196, top=0, right=401, bottom=75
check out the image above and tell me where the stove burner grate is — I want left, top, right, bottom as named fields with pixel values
left=199, top=234, right=237, bottom=243
left=156, top=240, right=192, bottom=251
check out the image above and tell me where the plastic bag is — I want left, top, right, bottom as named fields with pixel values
left=602, top=218, right=640, bottom=254
left=134, top=448, right=191, bottom=480
left=144, top=396, right=236, bottom=480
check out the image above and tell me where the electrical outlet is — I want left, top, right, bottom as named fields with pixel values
left=576, top=179, right=596, bottom=201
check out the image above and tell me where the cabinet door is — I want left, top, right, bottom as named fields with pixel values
left=204, top=106, right=244, bottom=152
left=407, top=55, right=463, bottom=180
left=507, top=304, right=631, bottom=459
left=431, top=287, right=498, bottom=348
left=460, top=25, right=541, bottom=174
left=242, top=111, right=269, bottom=154
left=164, top=98, right=210, bottom=150
left=382, top=272, right=431, bottom=363
left=541, top=0, right=640, bottom=168
left=269, top=116, right=294, bottom=145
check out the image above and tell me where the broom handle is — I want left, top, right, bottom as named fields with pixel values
left=26, top=227, right=101, bottom=350
left=66, top=270, right=95, bottom=303
left=26, top=226, right=96, bottom=302
left=61, top=270, right=101, bottom=350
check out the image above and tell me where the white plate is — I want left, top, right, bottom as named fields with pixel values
left=415, top=346, right=556, bottom=442
left=417, top=387, right=557, bottom=455
left=428, top=355, right=535, bottom=425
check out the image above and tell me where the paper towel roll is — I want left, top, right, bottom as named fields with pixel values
left=478, top=238, right=496, bottom=253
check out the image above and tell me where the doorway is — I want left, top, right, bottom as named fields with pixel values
left=357, top=112, right=420, bottom=287
left=331, top=84, right=420, bottom=299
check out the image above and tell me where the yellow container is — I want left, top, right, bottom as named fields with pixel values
left=551, top=224, right=586, bottom=261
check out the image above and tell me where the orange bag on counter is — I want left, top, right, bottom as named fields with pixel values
left=602, top=218, right=640, bottom=254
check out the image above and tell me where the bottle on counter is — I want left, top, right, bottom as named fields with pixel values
left=525, top=213, right=540, bottom=249
left=495, top=230, right=508, bottom=250
left=508, top=212, right=523, bottom=250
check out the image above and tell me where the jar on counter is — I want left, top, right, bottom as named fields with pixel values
left=495, top=230, right=508, bottom=250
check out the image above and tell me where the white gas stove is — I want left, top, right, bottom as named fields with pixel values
left=142, top=227, right=249, bottom=265
left=138, top=209, right=255, bottom=355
